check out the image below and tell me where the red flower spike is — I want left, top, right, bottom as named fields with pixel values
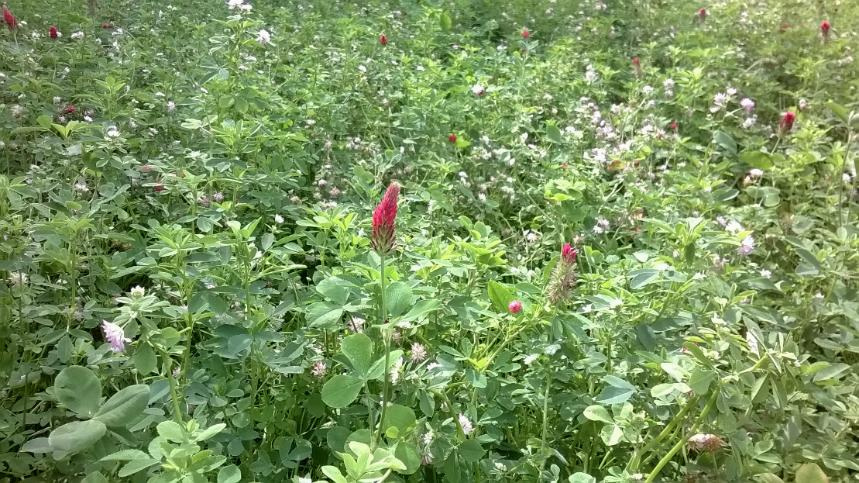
left=820, top=20, right=831, bottom=39
left=378, top=33, right=388, bottom=46
left=696, top=7, right=707, bottom=22
left=508, top=300, right=522, bottom=314
left=49, top=25, right=58, bottom=39
left=632, top=56, right=641, bottom=76
left=3, top=6, right=16, bottom=30
left=371, top=182, right=400, bottom=254
left=561, top=243, right=578, bottom=264
left=448, top=133, right=457, bottom=144
left=779, top=111, right=796, bottom=134
left=670, top=120, right=678, bottom=132
left=521, top=27, right=530, bottom=39
left=63, top=104, right=77, bottom=114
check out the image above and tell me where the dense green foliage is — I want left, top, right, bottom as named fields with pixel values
left=1, top=0, right=858, bottom=481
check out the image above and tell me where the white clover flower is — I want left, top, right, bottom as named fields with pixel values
left=311, top=361, right=327, bottom=378
left=411, top=342, right=427, bottom=362
left=724, top=220, right=744, bottom=234
left=274, top=214, right=284, bottom=224
left=458, top=414, right=474, bottom=435
left=742, top=116, right=757, bottom=129
left=7, top=272, right=28, bottom=286
left=130, top=285, right=146, bottom=298
left=746, top=331, right=760, bottom=355
left=70, top=31, right=85, bottom=40
left=748, top=168, right=764, bottom=179
left=11, top=104, right=24, bottom=117
left=256, top=29, right=272, bottom=45
left=167, top=101, right=176, bottom=112
left=663, top=78, right=675, bottom=90
left=687, top=433, right=724, bottom=452
left=726, top=87, right=737, bottom=96
left=710, top=92, right=728, bottom=113
left=740, top=97, right=755, bottom=113
left=53, top=96, right=62, bottom=105
left=106, top=125, right=120, bottom=138
left=738, top=235, right=755, bottom=256
left=73, top=180, right=89, bottom=193
left=584, top=65, right=598, bottom=84
left=844, top=173, right=853, bottom=184
left=642, top=85, right=654, bottom=95
left=101, top=320, right=131, bottom=352
left=471, top=83, right=486, bottom=96
left=760, top=268, right=772, bottom=278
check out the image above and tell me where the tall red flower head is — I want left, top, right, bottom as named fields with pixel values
left=820, top=20, right=831, bottom=39
left=632, top=56, right=641, bottom=76
left=561, top=243, right=578, bottom=264
left=448, top=133, right=457, bottom=144
left=49, top=25, right=58, bottom=39
left=779, top=111, right=796, bottom=134
left=521, top=27, right=530, bottom=39
left=371, top=182, right=400, bottom=254
left=63, top=104, right=77, bottom=114
left=378, top=33, right=388, bottom=46
left=3, top=6, right=16, bottom=30
left=670, top=120, right=679, bottom=132
left=697, top=8, right=708, bottom=21
left=508, top=300, right=522, bottom=314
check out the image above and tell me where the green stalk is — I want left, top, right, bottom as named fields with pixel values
left=374, top=252, right=389, bottom=449
left=162, top=351, right=184, bottom=423
left=538, top=368, right=552, bottom=476
left=644, top=389, right=718, bottom=483
left=628, top=395, right=700, bottom=471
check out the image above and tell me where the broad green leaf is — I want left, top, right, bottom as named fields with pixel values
left=381, top=404, right=416, bottom=435
left=595, top=376, right=636, bottom=405
left=826, top=101, right=850, bottom=124
left=317, top=277, right=350, bottom=305
left=93, top=384, right=149, bottom=427
left=81, top=472, right=109, bottom=483
left=218, top=464, right=242, bottom=483
left=118, top=458, right=159, bottom=477
left=341, top=333, right=374, bottom=375
left=546, top=124, right=563, bottom=143
left=195, top=423, right=227, bottom=442
left=134, top=343, right=157, bottom=375
left=321, top=375, right=363, bottom=408
left=439, top=11, right=453, bottom=31
left=401, top=299, right=442, bottom=321
left=459, top=439, right=485, bottom=463
left=385, top=281, right=413, bottom=318
left=322, top=466, right=348, bottom=483
left=755, top=474, right=785, bottom=483
left=795, top=463, right=829, bottom=483
left=487, top=280, right=513, bottom=313
left=100, top=449, right=151, bottom=461
left=367, top=349, right=404, bottom=380
left=20, top=437, right=52, bottom=454
left=714, top=130, right=737, bottom=156
left=306, top=302, right=344, bottom=328
left=812, top=363, right=850, bottom=382
left=569, top=473, right=597, bottom=483
left=629, top=268, right=660, bottom=290
left=157, top=420, right=186, bottom=442
left=54, top=366, right=101, bottom=418
left=582, top=405, right=613, bottom=424
left=600, top=424, right=624, bottom=446
left=48, top=420, right=107, bottom=456
left=395, top=443, right=421, bottom=474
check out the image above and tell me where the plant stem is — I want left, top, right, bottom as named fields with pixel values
left=538, top=368, right=552, bottom=476
left=162, top=351, right=184, bottom=423
left=374, top=252, right=389, bottom=449
left=628, top=394, right=700, bottom=471
left=644, top=389, right=718, bottom=483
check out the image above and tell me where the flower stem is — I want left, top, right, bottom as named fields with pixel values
left=644, top=389, right=718, bottom=483
left=162, top=351, right=184, bottom=423
left=373, top=252, right=389, bottom=450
